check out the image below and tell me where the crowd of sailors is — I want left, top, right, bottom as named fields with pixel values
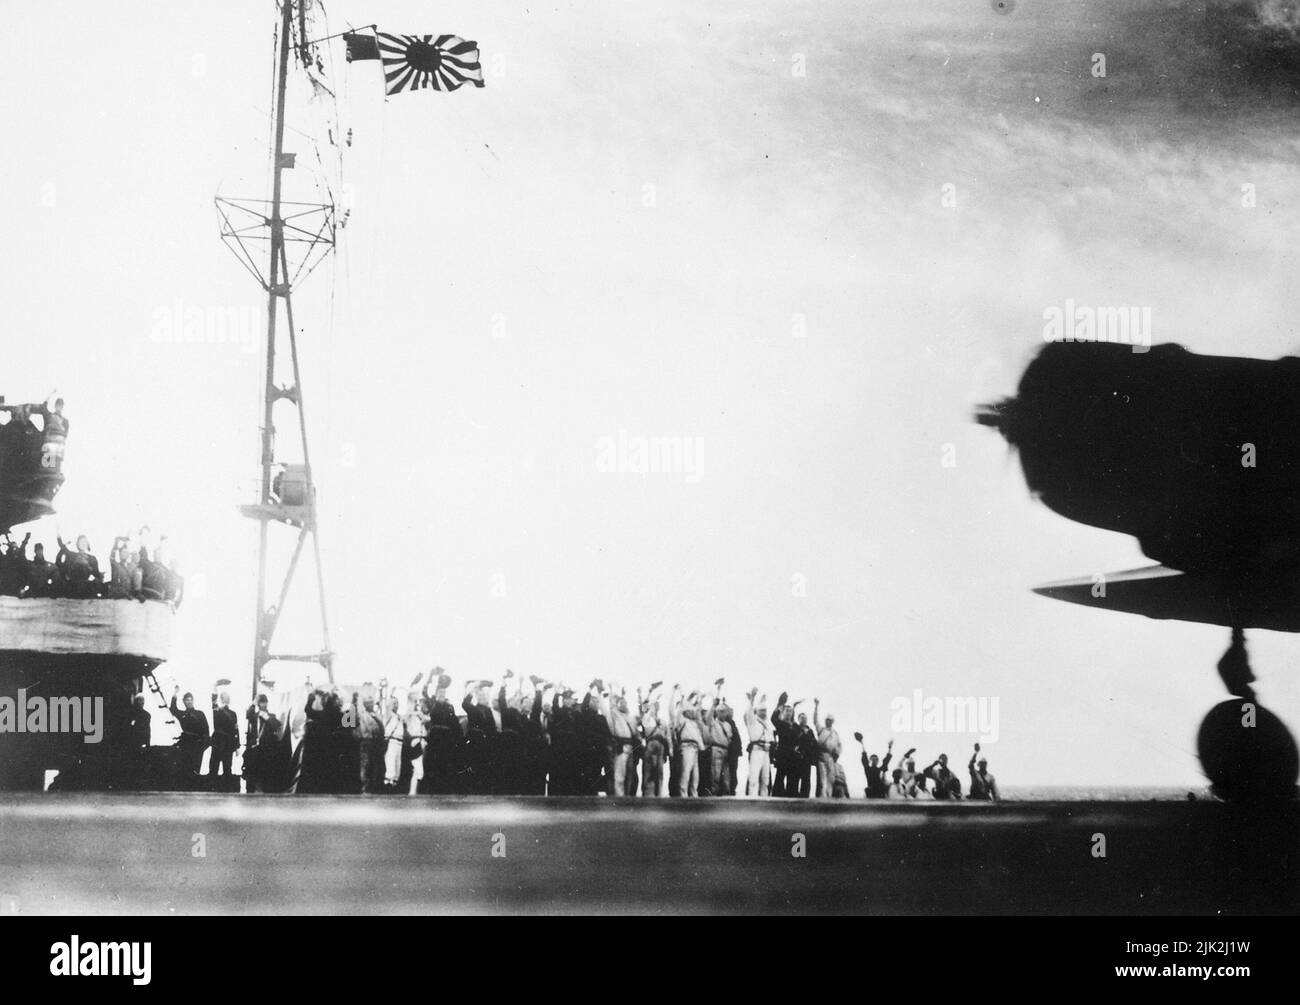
left=151, top=671, right=1000, bottom=800
left=0, top=527, right=182, bottom=603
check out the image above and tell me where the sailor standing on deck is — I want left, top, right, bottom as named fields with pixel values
left=671, top=686, right=704, bottom=797
left=25, top=542, right=54, bottom=597
left=548, top=686, right=579, bottom=795
left=354, top=694, right=386, bottom=794
left=791, top=709, right=817, bottom=798
left=463, top=680, right=499, bottom=794
left=601, top=685, right=637, bottom=796
left=626, top=687, right=649, bottom=796
left=770, top=694, right=799, bottom=796
left=0, top=533, right=30, bottom=595
left=520, top=676, right=549, bottom=796
left=705, top=690, right=735, bottom=796
left=420, top=672, right=464, bottom=794
left=382, top=696, right=405, bottom=791
left=297, top=689, right=343, bottom=793
left=744, top=689, right=772, bottom=796
left=243, top=694, right=281, bottom=792
left=813, top=699, right=841, bottom=798
left=56, top=534, right=101, bottom=598
left=170, top=687, right=210, bottom=782
left=127, top=694, right=151, bottom=782
left=209, top=690, right=240, bottom=790
left=404, top=692, right=428, bottom=795
left=696, top=681, right=723, bottom=795
left=725, top=703, right=743, bottom=795
left=496, top=672, right=529, bottom=795
left=577, top=683, right=611, bottom=795
left=639, top=688, right=671, bottom=797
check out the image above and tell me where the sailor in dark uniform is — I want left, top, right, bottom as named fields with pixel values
left=792, top=712, right=818, bottom=798
left=25, top=542, right=55, bottom=597
left=297, top=688, right=343, bottom=793
left=723, top=702, right=744, bottom=796
left=243, top=694, right=281, bottom=792
left=496, top=674, right=530, bottom=794
left=0, top=533, right=30, bottom=595
left=209, top=691, right=240, bottom=791
left=496, top=670, right=543, bottom=795
left=577, top=686, right=611, bottom=795
left=170, top=687, right=210, bottom=784
left=923, top=753, right=962, bottom=800
left=548, top=687, right=580, bottom=795
left=859, top=735, right=893, bottom=798
left=56, top=534, right=101, bottom=598
left=462, top=680, right=499, bottom=794
left=522, top=679, right=549, bottom=796
left=771, top=694, right=796, bottom=796
left=129, top=694, right=152, bottom=751
left=126, top=694, right=152, bottom=787
left=420, top=672, right=465, bottom=794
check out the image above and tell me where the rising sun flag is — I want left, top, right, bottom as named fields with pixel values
left=344, top=31, right=485, bottom=95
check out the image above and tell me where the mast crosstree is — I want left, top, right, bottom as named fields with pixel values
left=216, top=0, right=335, bottom=699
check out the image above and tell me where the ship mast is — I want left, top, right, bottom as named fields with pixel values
left=216, top=0, right=336, bottom=700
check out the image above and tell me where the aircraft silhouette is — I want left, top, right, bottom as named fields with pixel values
left=978, top=340, right=1299, bottom=800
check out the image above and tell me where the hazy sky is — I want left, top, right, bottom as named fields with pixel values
left=4, top=0, right=1300, bottom=789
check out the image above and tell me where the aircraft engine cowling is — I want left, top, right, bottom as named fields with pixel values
left=977, top=341, right=1300, bottom=574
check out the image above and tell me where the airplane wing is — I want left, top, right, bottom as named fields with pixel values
left=1032, top=564, right=1300, bottom=633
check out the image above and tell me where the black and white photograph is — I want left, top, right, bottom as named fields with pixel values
left=0, top=0, right=1296, bottom=968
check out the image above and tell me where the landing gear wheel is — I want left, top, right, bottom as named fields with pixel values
left=1197, top=699, right=1298, bottom=802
